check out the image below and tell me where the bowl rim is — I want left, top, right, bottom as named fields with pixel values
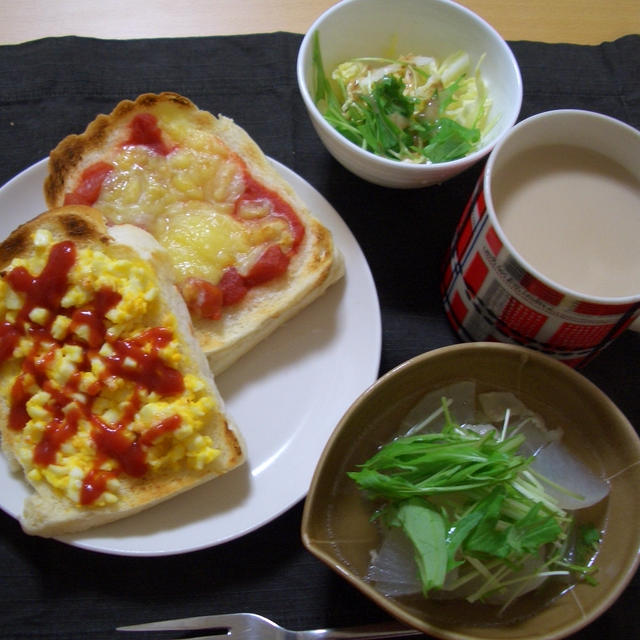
left=296, top=0, right=523, bottom=173
left=301, top=342, right=640, bottom=640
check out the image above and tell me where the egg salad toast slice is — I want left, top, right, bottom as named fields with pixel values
left=44, top=92, right=344, bottom=375
left=0, top=205, right=245, bottom=537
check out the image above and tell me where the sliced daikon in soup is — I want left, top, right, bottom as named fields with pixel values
left=402, top=381, right=476, bottom=435
left=530, top=440, right=610, bottom=509
left=367, top=527, right=422, bottom=597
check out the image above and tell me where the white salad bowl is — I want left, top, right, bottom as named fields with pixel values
left=301, top=343, right=640, bottom=640
left=296, top=0, right=522, bottom=188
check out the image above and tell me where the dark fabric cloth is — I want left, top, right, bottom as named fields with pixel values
left=0, top=33, right=638, bottom=640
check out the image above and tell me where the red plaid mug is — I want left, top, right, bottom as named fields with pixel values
left=442, top=110, right=640, bottom=367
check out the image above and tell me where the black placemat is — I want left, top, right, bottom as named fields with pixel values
left=0, top=33, right=638, bottom=640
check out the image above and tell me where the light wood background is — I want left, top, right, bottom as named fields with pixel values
left=1, top=0, right=638, bottom=45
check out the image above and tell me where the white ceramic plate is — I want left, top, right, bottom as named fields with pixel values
left=0, top=158, right=382, bottom=556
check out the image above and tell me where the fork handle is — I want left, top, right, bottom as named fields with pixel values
left=298, top=622, right=424, bottom=638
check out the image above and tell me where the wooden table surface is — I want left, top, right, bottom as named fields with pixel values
left=1, top=0, right=639, bottom=45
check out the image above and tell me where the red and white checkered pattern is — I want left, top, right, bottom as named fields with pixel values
left=441, top=173, right=640, bottom=367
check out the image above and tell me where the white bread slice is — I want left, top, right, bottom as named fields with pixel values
left=0, top=205, right=245, bottom=537
left=44, top=92, right=345, bottom=375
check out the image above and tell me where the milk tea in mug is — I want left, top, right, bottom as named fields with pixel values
left=442, top=110, right=640, bottom=367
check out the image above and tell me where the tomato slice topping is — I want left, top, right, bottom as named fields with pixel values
left=124, top=113, right=173, bottom=156
left=219, top=267, right=249, bottom=306
left=63, top=162, right=113, bottom=206
left=245, top=245, right=290, bottom=287
left=236, top=170, right=305, bottom=251
left=181, top=277, right=224, bottom=320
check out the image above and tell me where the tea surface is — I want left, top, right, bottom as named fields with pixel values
left=493, top=145, right=640, bottom=298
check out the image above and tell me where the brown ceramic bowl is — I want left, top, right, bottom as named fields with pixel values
left=301, top=343, right=640, bottom=640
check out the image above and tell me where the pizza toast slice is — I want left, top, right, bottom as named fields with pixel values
left=0, top=205, right=245, bottom=536
left=44, top=92, right=345, bottom=374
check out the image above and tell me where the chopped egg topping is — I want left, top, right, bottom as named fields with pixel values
left=63, top=105, right=305, bottom=321
left=0, top=229, right=220, bottom=508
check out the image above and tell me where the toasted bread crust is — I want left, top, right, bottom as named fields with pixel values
left=0, top=206, right=245, bottom=537
left=0, top=206, right=109, bottom=268
left=44, top=92, right=344, bottom=374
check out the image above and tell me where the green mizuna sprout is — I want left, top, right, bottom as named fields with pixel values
left=349, top=389, right=606, bottom=610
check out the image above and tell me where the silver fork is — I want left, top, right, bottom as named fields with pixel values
left=117, top=612, right=424, bottom=639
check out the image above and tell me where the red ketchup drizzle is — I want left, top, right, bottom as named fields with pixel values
left=105, top=328, right=185, bottom=395
left=33, top=407, right=81, bottom=467
left=8, top=376, right=31, bottom=432
left=70, top=287, right=123, bottom=349
left=80, top=414, right=180, bottom=506
left=0, top=322, right=21, bottom=363
left=80, top=468, right=117, bottom=506
left=90, top=415, right=147, bottom=478
left=7, top=240, right=76, bottom=321
left=140, top=415, right=182, bottom=446
left=3, top=240, right=185, bottom=505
